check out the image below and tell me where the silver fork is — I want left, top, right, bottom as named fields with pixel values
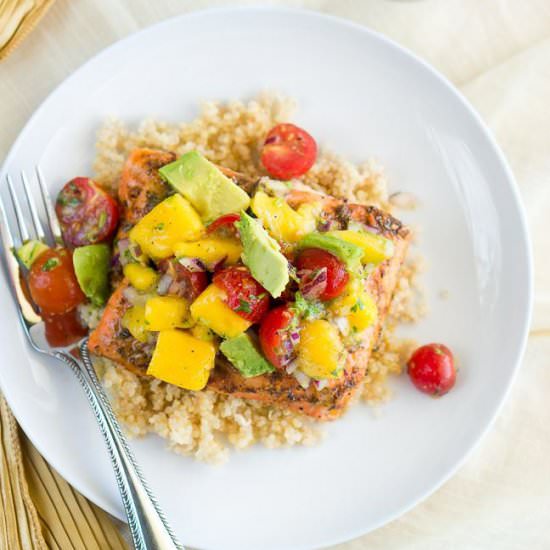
left=0, top=168, right=183, bottom=550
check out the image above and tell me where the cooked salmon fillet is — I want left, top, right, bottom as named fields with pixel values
left=89, top=148, right=410, bottom=419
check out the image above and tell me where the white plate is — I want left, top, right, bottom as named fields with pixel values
left=0, top=8, right=532, bottom=550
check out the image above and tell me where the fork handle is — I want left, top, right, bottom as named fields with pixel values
left=53, top=339, right=183, bottom=550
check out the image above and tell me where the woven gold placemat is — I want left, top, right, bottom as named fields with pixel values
left=0, top=393, right=127, bottom=550
left=0, top=0, right=55, bottom=61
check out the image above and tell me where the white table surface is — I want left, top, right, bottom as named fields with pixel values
left=1, top=1, right=549, bottom=548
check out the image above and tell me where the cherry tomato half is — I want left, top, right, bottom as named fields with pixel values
left=29, top=248, right=86, bottom=315
left=258, top=305, right=297, bottom=369
left=206, top=213, right=240, bottom=235
left=43, top=309, right=87, bottom=347
left=158, top=258, right=209, bottom=302
left=213, top=266, right=270, bottom=323
left=260, top=123, right=317, bottom=180
left=407, top=343, right=456, bottom=396
left=56, top=177, right=119, bottom=247
left=295, top=248, right=349, bottom=300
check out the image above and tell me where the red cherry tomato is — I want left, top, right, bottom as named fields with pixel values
left=28, top=248, right=86, bottom=315
left=295, top=248, right=349, bottom=300
left=56, top=177, right=119, bottom=247
left=407, top=343, right=456, bottom=396
left=260, top=123, right=317, bottom=180
left=206, top=213, right=240, bottom=235
left=158, top=258, right=209, bottom=302
left=258, top=305, right=297, bottom=369
left=213, top=266, right=270, bottom=323
left=43, top=309, right=87, bottom=347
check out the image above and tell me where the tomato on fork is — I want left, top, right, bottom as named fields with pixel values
left=56, top=177, right=119, bottom=247
left=28, top=248, right=86, bottom=315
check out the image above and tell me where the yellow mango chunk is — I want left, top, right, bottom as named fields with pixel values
left=122, top=305, right=148, bottom=343
left=330, top=278, right=378, bottom=333
left=330, top=230, right=394, bottom=265
left=251, top=191, right=316, bottom=243
left=129, top=195, right=204, bottom=259
left=147, top=329, right=216, bottom=391
left=173, top=237, right=242, bottom=267
left=145, top=296, right=189, bottom=331
left=123, top=263, right=159, bottom=291
left=190, top=284, right=250, bottom=338
left=297, top=319, right=344, bottom=380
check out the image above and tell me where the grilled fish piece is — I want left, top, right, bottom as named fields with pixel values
left=89, top=148, right=410, bottom=419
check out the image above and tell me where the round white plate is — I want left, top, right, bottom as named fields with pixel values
left=0, top=8, right=532, bottom=550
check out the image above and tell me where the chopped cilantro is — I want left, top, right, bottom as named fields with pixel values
left=235, top=299, right=252, bottom=314
left=98, top=211, right=107, bottom=228
left=350, top=298, right=365, bottom=313
left=154, top=222, right=165, bottom=231
left=41, top=257, right=60, bottom=272
left=291, top=291, right=324, bottom=320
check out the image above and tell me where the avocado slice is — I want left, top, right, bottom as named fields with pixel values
left=298, top=232, right=363, bottom=268
left=159, top=151, right=250, bottom=223
left=73, top=244, right=111, bottom=306
left=220, top=333, right=275, bottom=377
left=236, top=211, right=289, bottom=298
left=17, top=240, right=49, bottom=269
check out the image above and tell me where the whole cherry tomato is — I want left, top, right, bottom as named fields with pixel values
left=258, top=305, right=297, bottom=369
left=295, top=248, right=349, bottom=300
left=28, top=248, right=86, bottom=315
left=213, top=266, right=270, bottom=323
left=260, top=123, right=317, bottom=180
left=407, top=343, right=456, bottom=396
left=56, top=177, right=119, bottom=247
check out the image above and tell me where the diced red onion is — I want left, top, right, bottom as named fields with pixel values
left=289, top=331, right=300, bottom=344
left=314, top=379, right=329, bottom=391
left=110, top=252, right=120, bottom=268
left=333, top=316, right=349, bottom=335
left=129, top=242, right=143, bottom=258
left=122, top=286, right=141, bottom=305
left=210, top=256, right=228, bottom=272
left=299, top=267, right=327, bottom=299
left=294, top=370, right=311, bottom=389
left=286, top=360, right=299, bottom=375
left=156, top=274, right=173, bottom=295
left=177, top=257, right=206, bottom=273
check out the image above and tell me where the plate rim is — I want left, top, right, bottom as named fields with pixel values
left=0, top=6, right=533, bottom=549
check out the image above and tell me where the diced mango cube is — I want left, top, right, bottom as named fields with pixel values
left=190, top=284, right=250, bottom=338
left=122, top=305, right=148, bottom=343
left=251, top=191, right=315, bottom=243
left=129, top=195, right=204, bottom=259
left=123, top=263, right=159, bottom=291
left=173, top=237, right=242, bottom=267
left=330, top=277, right=378, bottom=333
left=329, top=230, right=394, bottom=265
left=147, top=329, right=216, bottom=391
left=297, top=319, right=344, bottom=379
left=145, top=296, right=189, bottom=331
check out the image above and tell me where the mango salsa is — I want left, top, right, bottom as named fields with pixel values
left=251, top=191, right=316, bottom=243
left=145, top=296, right=189, bottom=331
left=123, top=263, right=159, bottom=291
left=190, top=284, right=251, bottom=338
left=297, top=319, right=344, bottom=379
left=330, top=277, right=378, bottom=333
left=147, top=329, right=216, bottom=391
left=129, top=195, right=204, bottom=259
left=173, top=237, right=242, bottom=267
left=122, top=305, right=148, bottom=343
left=329, top=229, right=394, bottom=265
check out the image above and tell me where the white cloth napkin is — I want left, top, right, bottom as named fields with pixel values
left=0, top=1, right=548, bottom=548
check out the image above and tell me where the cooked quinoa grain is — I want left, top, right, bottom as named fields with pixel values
left=92, top=94, right=423, bottom=463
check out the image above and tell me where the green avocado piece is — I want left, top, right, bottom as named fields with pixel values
left=16, top=240, right=49, bottom=269
left=73, top=244, right=111, bottom=306
left=236, top=211, right=289, bottom=298
left=298, top=232, right=363, bottom=268
left=220, top=333, right=275, bottom=378
left=159, top=151, right=250, bottom=223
